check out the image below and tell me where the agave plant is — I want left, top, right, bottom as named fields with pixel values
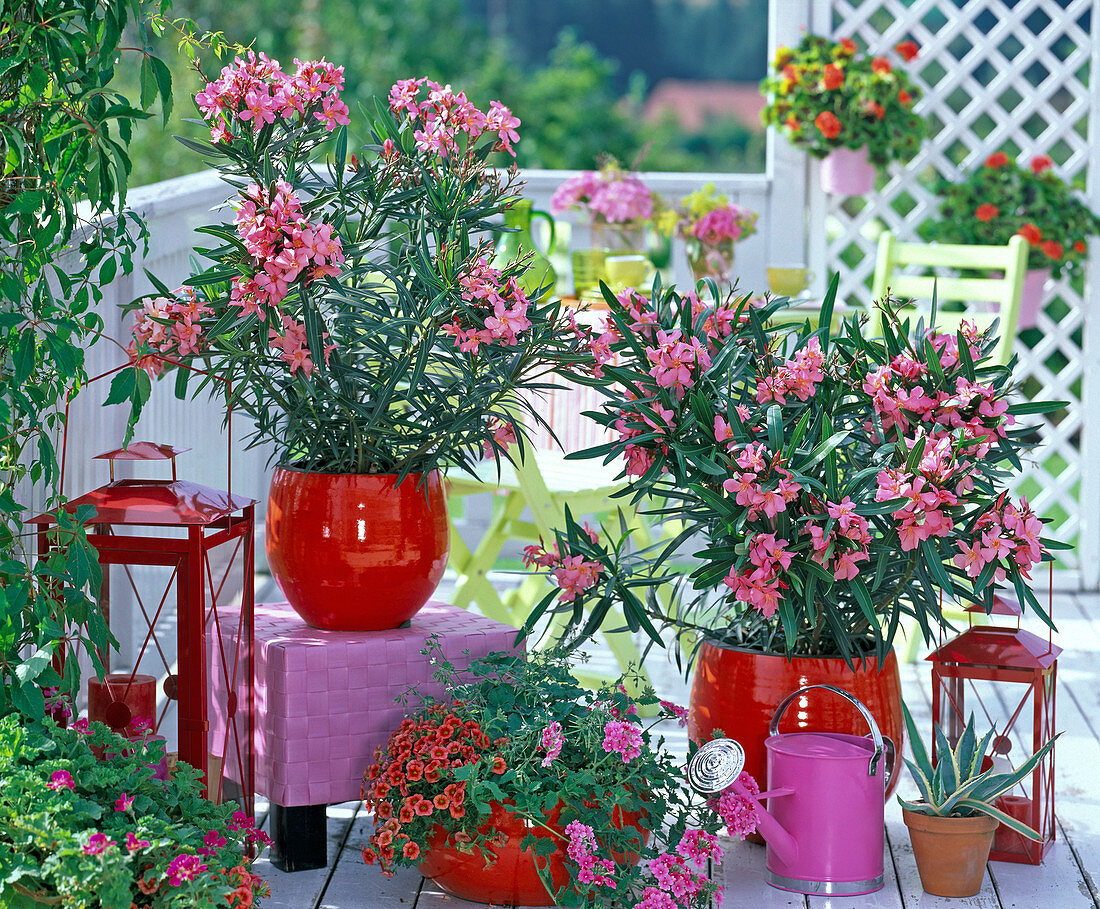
left=898, top=700, right=1058, bottom=839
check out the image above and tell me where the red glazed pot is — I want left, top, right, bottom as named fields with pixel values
left=418, top=800, right=648, bottom=906
left=688, top=640, right=904, bottom=799
left=266, top=468, right=449, bottom=631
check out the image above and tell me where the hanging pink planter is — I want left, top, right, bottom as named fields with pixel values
left=819, top=146, right=876, bottom=196
left=1016, top=268, right=1051, bottom=330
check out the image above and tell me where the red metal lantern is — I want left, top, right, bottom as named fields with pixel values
left=927, top=594, right=1059, bottom=864
left=32, top=440, right=256, bottom=812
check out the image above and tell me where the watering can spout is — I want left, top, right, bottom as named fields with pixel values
left=685, top=738, right=798, bottom=865
left=734, top=779, right=798, bottom=866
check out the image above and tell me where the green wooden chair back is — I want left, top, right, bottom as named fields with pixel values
left=870, top=232, right=1028, bottom=365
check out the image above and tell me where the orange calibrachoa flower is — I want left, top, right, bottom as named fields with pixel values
left=823, top=63, right=844, bottom=90
left=815, top=111, right=842, bottom=139
left=975, top=203, right=999, bottom=222
left=871, top=56, right=892, bottom=75
left=1040, top=240, right=1064, bottom=260
left=984, top=151, right=1010, bottom=168
left=1018, top=223, right=1042, bottom=245
left=895, top=40, right=920, bottom=61
left=898, top=89, right=912, bottom=105
left=1030, top=155, right=1054, bottom=174
left=839, top=37, right=858, bottom=55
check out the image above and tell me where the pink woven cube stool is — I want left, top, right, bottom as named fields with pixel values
left=208, top=600, right=520, bottom=870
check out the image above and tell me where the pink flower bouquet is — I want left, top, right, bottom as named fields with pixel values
left=551, top=159, right=663, bottom=254
left=523, top=281, right=1063, bottom=660
left=677, top=184, right=759, bottom=283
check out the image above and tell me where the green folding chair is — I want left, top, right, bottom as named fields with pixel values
left=445, top=389, right=666, bottom=697
left=869, top=231, right=1028, bottom=661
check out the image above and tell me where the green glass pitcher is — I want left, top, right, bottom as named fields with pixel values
left=493, top=199, right=557, bottom=301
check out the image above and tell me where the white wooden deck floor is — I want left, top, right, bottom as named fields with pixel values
left=249, top=587, right=1100, bottom=909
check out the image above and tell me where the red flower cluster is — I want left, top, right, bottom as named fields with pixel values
left=361, top=706, right=507, bottom=875
left=975, top=202, right=999, bottom=222
left=814, top=110, right=842, bottom=139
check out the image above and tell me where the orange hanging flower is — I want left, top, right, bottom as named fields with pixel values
left=839, top=38, right=858, bottom=55
left=814, top=111, right=842, bottom=139
left=1074, top=240, right=1087, bottom=254
left=984, top=151, right=1010, bottom=168
left=865, top=100, right=885, bottom=120
left=898, top=89, right=913, bottom=105
left=895, top=40, right=919, bottom=61
left=1040, top=240, right=1064, bottom=260
left=871, top=57, right=892, bottom=75
left=975, top=203, right=999, bottom=222
left=823, top=63, right=844, bottom=90
left=1030, top=155, right=1054, bottom=174
left=784, top=115, right=801, bottom=132
left=1017, top=224, right=1042, bottom=245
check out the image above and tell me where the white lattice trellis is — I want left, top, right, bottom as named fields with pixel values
left=808, top=0, right=1098, bottom=577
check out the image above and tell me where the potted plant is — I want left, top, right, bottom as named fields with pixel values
left=898, top=702, right=1058, bottom=897
left=524, top=279, right=1063, bottom=797
left=760, top=35, right=925, bottom=195
left=925, top=151, right=1100, bottom=328
left=676, top=184, right=758, bottom=284
left=0, top=713, right=269, bottom=908
left=124, top=56, right=584, bottom=632
left=360, top=643, right=724, bottom=908
left=550, top=158, right=665, bottom=296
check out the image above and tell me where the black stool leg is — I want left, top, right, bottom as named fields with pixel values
left=270, top=803, right=328, bottom=871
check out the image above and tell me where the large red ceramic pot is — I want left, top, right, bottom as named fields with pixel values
left=419, top=800, right=648, bottom=906
left=266, top=468, right=449, bottom=631
left=689, top=640, right=904, bottom=799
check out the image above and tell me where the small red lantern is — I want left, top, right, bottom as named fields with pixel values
left=32, top=440, right=256, bottom=811
left=927, top=595, right=1059, bottom=864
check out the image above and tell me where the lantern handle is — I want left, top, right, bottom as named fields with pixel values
left=61, top=356, right=235, bottom=507
left=770, top=684, right=886, bottom=779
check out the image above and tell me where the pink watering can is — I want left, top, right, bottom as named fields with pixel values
left=687, top=684, right=892, bottom=897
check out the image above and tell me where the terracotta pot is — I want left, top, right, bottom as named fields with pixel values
left=419, top=799, right=648, bottom=906
left=903, top=807, right=998, bottom=897
left=266, top=468, right=449, bottom=631
left=688, top=640, right=904, bottom=799
left=819, top=146, right=876, bottom=196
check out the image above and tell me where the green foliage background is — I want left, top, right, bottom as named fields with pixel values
left=122, top=0, right=768, bottom=188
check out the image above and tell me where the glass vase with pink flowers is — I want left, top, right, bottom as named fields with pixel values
left=677, top=184, right=759, bottom=284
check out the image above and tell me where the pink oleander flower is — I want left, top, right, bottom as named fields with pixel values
left=47, top=770, right=74, bottom=791
left=166, top=853, right=209, bottom=886
left=539, top=721, right=564, bottom=767
left=83, top=832, right=116, bottom=856
left=553, top=554, right=603, bottom=602
left=482, top=416, right=517, bottom=457
left=602, top=719, right=643, bottom=763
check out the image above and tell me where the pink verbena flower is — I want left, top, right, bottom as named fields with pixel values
left=676, top=829, right=722, bottom=866
left=659, top=700, right=689, bottom=727
left=633, top=886, right=678, bottom=909
left=602, top=719, right=643, bottom=763
left=540, top=721, right=564, bottom=767
left=716, top=771, right=761, bottom=839
left=564, top=821, right=617, bottom=889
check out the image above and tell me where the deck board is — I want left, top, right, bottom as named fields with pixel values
left=250, top=591, right=1100, bottom=908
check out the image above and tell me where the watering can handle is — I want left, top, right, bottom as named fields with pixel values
left=769, top=684, right=885, bottom=778
left=531, top=208, right=557, bottom=255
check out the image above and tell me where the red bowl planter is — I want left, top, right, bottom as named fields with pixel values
left=418, top=800, right=648, bottom=906
left=266, top=468, right=449, bottom=631
left=689, top=640, right=904, bottom=799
